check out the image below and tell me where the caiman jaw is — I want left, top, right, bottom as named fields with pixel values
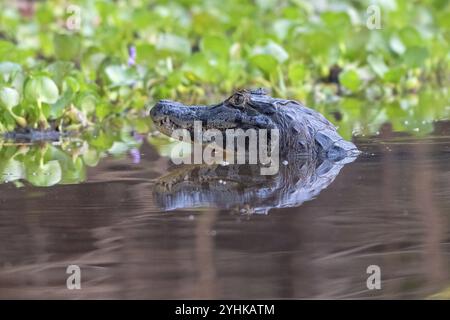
left=150, top=100, right=203, bottom=136
left=150, top=99, right=249, bottom=138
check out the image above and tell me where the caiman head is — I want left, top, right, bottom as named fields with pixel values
left=150, top=88, right=277, bottom=133
left=150, top=88, right=359, bottom=158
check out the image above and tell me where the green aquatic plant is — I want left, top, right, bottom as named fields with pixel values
left=23, top=75, right=60, bottom=128
left=0, top=118, right=144, bottom=187
left=0, top=0, right=448, bottom=138
left=0, top=86, right=27, bottom=128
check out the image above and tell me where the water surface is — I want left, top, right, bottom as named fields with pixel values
left=0, top=122, right=449, bottom=299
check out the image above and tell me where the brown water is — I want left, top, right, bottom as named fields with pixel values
left=1, top=124, right=450, bottom=299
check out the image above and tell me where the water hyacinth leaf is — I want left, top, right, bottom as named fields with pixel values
left=367, top=55, right=388, bottom=78
left=26, top=160, right=62, bottom=187
left=321, top=11, right=352, bottom=31
left=339, top=69, right=362, bottom=91
left=89, top=131, right=115, bottom=150
left=76, top=92, right=97, bottom=114
left=105, top=65, right=128, bottom=84
left=389, top=36, right=406, bottom=55
left=183, top=53, right=217, bottom=82
left=24, top=76, right=59, bottom=104
left=108, top=141, right=130, bottom=155
left=403, top=47, right=428, bottom=67
left=0, top=62, right=22, bottom=82
left=252, top=41, right=289, bottom=63
left=50, top=89, right=73, bottom=119
left=272, top=19, right=292, bottom=40
left=250, top=54, right=279, bottom=75
left=95, top=103, right=113, bottom=121
left=7, top=69, right=25, bottom=96
left=44, top=145, right=85, bottom=184
left=60, top=157, right=86, bottom=184
left=53, top=33, right=81, bottom=61
left=82, top=148, right=100, bottom=167
left=383, top=66, right=405, bottom=83
left=0, top=87, right=20, bottom=110
left=399, top=27, right=422, bottom=47
left=63, top=76, right=80, bottom=93
left=135, top=43, right=156, bottom=65
left=1, top=159, right=25, bottom=183
left=156, top=34, right=191, bottom=56
left=81, top=49, right=107, bottom=79
left=46, top=61, right=75, bottom=88
left=104, top=65, right=139, bottom=87
left=0, top=40, right=17, bottom=61
left=201, top=35, right=230, bottom=59
left=288, top=62, right=306, bottom=83
left=255, top=0, right=278, bottom=10
left=36, top=3, right=54, bottom=25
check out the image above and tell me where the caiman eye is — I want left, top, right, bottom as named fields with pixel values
left=231, top=93, right=246, bottom=107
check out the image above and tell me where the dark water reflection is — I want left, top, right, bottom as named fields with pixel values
left=1, top=124, right=450, bottom=299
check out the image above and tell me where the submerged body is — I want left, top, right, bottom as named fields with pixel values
left=150, top=89, right=359, bottom=160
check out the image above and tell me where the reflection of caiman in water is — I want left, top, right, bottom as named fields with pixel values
left=154, top=155, right=356, bottom=214
left=151, top=89, right=359, bottom=213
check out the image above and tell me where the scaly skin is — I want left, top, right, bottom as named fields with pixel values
left=150, top=89, right=359, bottom=160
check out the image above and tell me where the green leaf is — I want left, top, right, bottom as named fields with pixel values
left=250, top=54, right=279, bottom=76
left=252, top=41, right=289, bottom=63
left=53, top=33, right=81, bottom=61
left=389, top=36, right=405, bottom=55
left=0, top=62, right=22, bottom=82
left=383, top=66, right=406, bottom=83
left=25, top=76, right=60, bottom=104
left=26, top=160, right=62, bottom=187
left=367, top=55, right=388, bottom=78
left=50, top=89, right=73, bottom=119
left=272, top=19, right=292, bottom=40
left=201, top=35, right=230, bottom=59
left=108, top=141, right=130, bottom=155
left=82, top=149, right=100, bottom=167
left=0, top=41, right=17, bottom=62
left=399, top=27, right=422, bottom=47
left=288, top=62, right=306, bottom=83
left=104, top=65, right=138, bottom=87
left=62, top=76, right=80, bottom=93
left=156, top=34, right=191, bottom=56
left=46, top=61, right=75, bottom=88
left=76, top=92, right=97, bottom=114
left=1, top=159, right=25, bottom=183
left=95, top=103, right=112, bottom=121
left=0, top=87, right=20, bottom=110
left=403, top=47, right=429, bottom=67
left=339, top=69, right=362, bottom=91
left=183, top=53, right=217, bottom=82
left=60, top=157, right=86, bottom=184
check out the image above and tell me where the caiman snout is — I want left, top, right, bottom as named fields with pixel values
left=150, top=99, right=206, bottom=135
left=150, top=100, right=181, bottom=120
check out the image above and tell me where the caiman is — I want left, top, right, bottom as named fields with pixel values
left=150, top=88, right=359, bottom=160
left=150, top=89, right=360, bottom=213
